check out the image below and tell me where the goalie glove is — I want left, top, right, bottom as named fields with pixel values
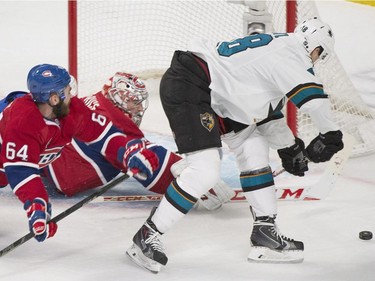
left=277, top=137, right=308, bottom=177
left=306, top=130, right=344, bottom=163
left=197, top=180, right=236, bottom=211
left=24, top=198, right=58, bottom=242
left=122, top=139, right=159, bottom=181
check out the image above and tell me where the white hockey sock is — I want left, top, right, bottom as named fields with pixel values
left=151, top=196, right=187, bottom=234
left=152, top=149, right=221, bottom=233
left=244, top=185, right=277, bottom=217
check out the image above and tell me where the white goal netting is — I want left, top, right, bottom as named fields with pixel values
left=72, top=0, right=375, bottom=156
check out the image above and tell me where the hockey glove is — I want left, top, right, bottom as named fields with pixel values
left=123, top=139, right=159, bottom=181
left=277, top=137, right=308, bottom=177
left=24, top=198, right=57, bottom=242
left=306, top=130, right=344, bottom=163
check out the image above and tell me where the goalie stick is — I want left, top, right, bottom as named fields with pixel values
left=93, top=133, right=354, bottom=203
left=0, top=173, right=129, bottom=258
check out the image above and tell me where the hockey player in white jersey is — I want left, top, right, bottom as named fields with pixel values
left=126, top=18, right=344, bottom=272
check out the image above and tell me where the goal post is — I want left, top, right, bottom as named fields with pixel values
left=68, top=0, right=375, bottom=157
left=68, top=0, right=77, bottom=81
left=285, top=0, right=298, bottom=135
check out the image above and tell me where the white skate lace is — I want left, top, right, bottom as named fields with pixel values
left=145, top=229, right=165, bottom=252
left=256, top=219, right=295, bottom=245
left=269, top=222, right=296, bottom=245
left=270, top=223, right=285, bottom=244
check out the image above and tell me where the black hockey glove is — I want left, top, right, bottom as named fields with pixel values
left=277, top=137, right=308, bottom=177
left=306, top=130, right=344, bottom=163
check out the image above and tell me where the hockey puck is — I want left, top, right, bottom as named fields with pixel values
left=359, top=231, right=373, bottom=240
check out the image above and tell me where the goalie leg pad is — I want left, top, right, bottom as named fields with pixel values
left=197, top=180, right=236, bottom=210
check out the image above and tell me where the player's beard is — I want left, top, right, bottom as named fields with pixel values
left=53, top=99, right=70, bottom=118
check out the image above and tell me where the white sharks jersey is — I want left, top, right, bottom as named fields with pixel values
left=189, top=33, right=334, bottom=130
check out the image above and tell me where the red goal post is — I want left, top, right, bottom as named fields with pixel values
left=68, top=0, right=375, bottom=157
left=68, top=0, right=77, bottom=81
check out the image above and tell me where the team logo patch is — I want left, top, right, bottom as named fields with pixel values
left=200, top=112, right=215, bottom=132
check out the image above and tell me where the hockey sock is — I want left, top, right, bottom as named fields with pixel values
left=240, top=166, right=277, bottom=217
left=152, top=179, right=198, bottom=233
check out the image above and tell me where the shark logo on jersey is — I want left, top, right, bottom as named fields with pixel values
left=268, top=98, right=285, bottom=118
left=200, top=112, right=215, bottom=132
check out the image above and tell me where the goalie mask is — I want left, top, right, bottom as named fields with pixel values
left=294, top=17, right=335, bottom=63
left=103, top=72, right=149, bottom=126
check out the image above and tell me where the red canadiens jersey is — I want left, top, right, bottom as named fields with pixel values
left=0, top=94, right=131, bottom=203
left=42, top=92, right=180, bottom=197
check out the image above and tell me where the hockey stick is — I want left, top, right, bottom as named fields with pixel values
left=94, top=133, right=354, bottom=203
left=0, top=173, right=129, bottom=258
left=92, top=167, right=287, bottom=203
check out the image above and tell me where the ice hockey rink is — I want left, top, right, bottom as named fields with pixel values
left=1, top=1, right=375, bottom=280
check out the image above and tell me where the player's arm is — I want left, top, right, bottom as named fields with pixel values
left=2, top=127, right=57, bottom=242
left=256, top=111, right=308, bottom=176
left=299, top=98, right=343, bottom=162
left=70, top=97, right=159, bottom=180
left=273, top=62, right=344, bottom=163
left=287, top=87, right=343, bottom=163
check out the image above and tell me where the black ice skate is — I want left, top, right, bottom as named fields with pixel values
left=126, top=207, right=167, bottom=273
left=248, top=216, right=304, bottom=263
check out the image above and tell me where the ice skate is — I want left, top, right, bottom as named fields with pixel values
left=126, top=207, right=167, bottom=273
left=248, top=216, right=304, bottom=263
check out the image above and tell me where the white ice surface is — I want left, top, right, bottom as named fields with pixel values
left=0, top=1, right=375, bottom=280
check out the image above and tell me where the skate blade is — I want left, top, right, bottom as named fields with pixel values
left=126, top=243, right=162, bottom=274
left=247, top=246, right=304, bottom=264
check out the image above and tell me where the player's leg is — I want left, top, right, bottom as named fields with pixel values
left=222, top=126, right=304, bottom=263
left=127, top=51, right=222, bottom=272
left=127, top=149, right=221, bottom=272
left=171, top=157, right=235, bottom=210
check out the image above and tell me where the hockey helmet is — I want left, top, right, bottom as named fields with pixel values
left=27, top=64, right=71, bottom=103
left=294, top=17, right=335, bottom=63
left=103, top=72, right=149, bottom=126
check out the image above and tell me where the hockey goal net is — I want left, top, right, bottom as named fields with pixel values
left=68, top=0, right=375, bottom=157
